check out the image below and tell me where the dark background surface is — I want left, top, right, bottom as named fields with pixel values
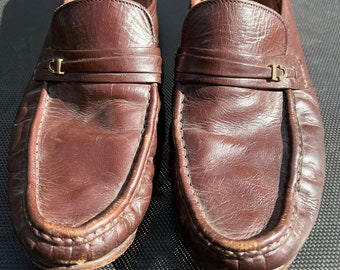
left=0, top=0, right=339, bottom=269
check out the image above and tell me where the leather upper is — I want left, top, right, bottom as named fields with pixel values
left=173, top=0, right=325, bottom=269
left=8, top=0, right=161, bottom=267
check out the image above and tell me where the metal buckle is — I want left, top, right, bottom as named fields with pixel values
left=48, top=59, right=65, bottom=75
left=270, top=64, right=287, bottom=82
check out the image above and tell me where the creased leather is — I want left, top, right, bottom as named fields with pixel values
left=8, top=0, right=161, bottom=268
left=172, top=0, right=325, bottom=269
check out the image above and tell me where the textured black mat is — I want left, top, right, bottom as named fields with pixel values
left=0, top=0, right=339, bottom=269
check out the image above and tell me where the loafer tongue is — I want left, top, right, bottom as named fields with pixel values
left=182, top=0, right=287, bottom=56
left=49, top=0, right=155, bottom=50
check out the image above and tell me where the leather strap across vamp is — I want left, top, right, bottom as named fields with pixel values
left=172, top=0, right=325, bottom=269
left=8, top=0, right=161, bottom=269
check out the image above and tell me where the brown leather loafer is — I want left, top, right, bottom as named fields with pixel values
left=8, top=0, right=161, bottom=268
left=172, top=0, right=325, bottom=269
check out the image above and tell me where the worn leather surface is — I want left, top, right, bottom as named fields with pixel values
left=173, top=0, right=325, bottom=269
left=8, top=0, right=161, bottom=268
left=0, top=0, right=339, bottom=269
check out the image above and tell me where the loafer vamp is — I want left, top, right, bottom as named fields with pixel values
left=180, top=85, right=284, bottom=240
left=32, top=83, right=150, bottom=227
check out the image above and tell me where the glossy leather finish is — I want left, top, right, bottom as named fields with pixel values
left=172, top=0, right=325, bottom=269
left=8, top=0, right=161, bottom=268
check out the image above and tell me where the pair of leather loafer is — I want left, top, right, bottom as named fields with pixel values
left=8, top=0, right=325, bottom=269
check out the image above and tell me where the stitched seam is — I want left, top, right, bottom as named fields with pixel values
left=178, top=90, right=302, bottom=258
left=291, top=92, right=303, bottom=193
left=54, top=0, right=156, bottom=42
left=35, top=84, right=50, bottom=209
left=23, top=85, right=153, bottom=245
left=179, top=93, right=190, bottom=178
